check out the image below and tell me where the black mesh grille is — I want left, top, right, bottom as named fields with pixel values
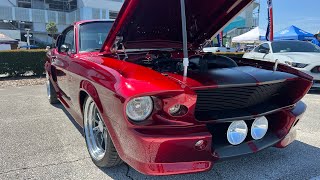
left=194, top=82, right=291, bottom=121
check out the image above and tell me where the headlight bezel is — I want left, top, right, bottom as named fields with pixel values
left=125, top=96, right=154, bottom=122
left=285, top=61, right=309, bottom=68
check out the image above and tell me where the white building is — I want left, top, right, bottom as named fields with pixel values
left=0, top=0, right=123, bottom=45
left=0, top=0, right=258, bottom=45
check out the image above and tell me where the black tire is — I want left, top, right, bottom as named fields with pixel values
left=83, top=96, right=122, bottom=167
left=46, top=72, right=59, bottom=104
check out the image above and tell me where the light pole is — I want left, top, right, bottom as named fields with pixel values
left=25, top=28, right=31, bottom=50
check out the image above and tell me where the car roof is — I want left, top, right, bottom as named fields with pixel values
left=258, top=40, right=307, bottom=46
left=73, top=19, right=115, bottom=26
left=271, top=40, right=309, bottom=43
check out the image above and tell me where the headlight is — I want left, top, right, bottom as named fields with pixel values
left=251, top=116, right=268, bottom=140
left=126, top=96, right=153, bottom=121
left=285, top=61, right=308, bottom=68
left=291, top=62, right=308, bottom=68
left=227, top=120, right=248, bottom=145
left=311, top=66, right=320, bottom=73
left=169, top=104, right=181, bottom=115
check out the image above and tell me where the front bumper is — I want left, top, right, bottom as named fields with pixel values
left=312, top=80, right=320, bottom=89
left=120, top=101, right=306, bottom=175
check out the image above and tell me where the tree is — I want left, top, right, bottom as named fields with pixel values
left=46, top=22, right=58, bottom=47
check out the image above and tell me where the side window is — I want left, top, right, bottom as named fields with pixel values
left=254, top=45, right=261, bottom=52
left=55, top=35, right=62, bottom=48
left=261, top=43, right=270, bottom=50
left=59, top=27, right=75, bottom=53
left=257, top=43, right=270, bottom=53
left=64, top=29, right=75, bottom=53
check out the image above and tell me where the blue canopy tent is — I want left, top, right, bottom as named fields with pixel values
left=260, top=25, right=314, bottom=41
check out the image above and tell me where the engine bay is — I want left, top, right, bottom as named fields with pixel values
left=116, top=50, right=239, bottom=74
left=133, top=51, right=183, bottom=73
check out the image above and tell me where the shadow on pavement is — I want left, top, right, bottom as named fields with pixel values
left=52, top=103, right=84, bottom=137
left=52, top=103, right=134, bottom=179
left=308, top=89, right=320, bottom=95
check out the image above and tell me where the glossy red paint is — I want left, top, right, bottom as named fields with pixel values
left=46, top=44, right=312, bottom=176
left=45, top=0, right=313, bottom=176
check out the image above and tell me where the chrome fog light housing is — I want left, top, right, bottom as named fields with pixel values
left=251, top=116, right=268, bottom=140
left=227, top=120, right=248, bottom=145
left=169, top=104, right=181, bottom=115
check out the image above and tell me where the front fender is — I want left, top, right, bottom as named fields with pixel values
left=80, top=80, right=104, bottom=114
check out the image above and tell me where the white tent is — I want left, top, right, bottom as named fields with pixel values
left=232, top=27, right=266, bottom=44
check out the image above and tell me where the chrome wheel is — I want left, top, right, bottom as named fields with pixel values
left=84, top=98, right=107, bottom=161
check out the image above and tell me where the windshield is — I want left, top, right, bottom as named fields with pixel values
left=272, top=41, right=320, bottom=53
left=79, top=21, right=113, bottom=52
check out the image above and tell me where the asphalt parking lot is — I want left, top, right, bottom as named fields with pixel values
left=0, top=85, right=320, bottom=180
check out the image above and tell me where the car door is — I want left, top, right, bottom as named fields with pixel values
left=54, top=26, right=76, bottom=100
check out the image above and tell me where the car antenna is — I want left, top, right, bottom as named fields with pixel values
left=180, top=0, right=189, bottom=77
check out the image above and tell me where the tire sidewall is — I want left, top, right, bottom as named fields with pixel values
left=83, top=96, right=116, bottom=167
left=46, top=72, right=59, bottom=104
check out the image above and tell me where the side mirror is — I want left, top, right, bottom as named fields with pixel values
left=60, top=44, right=70, bottom=53
left=259, top=49, right=269, bottom=54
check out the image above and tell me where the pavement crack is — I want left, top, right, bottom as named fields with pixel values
left=0, top=157, right=90, bottom=175
left=125, top=163, right=134, bottom=180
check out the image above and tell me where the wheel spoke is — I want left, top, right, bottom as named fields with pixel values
left=96, top=112, right=102, bottom=122
left=93, top=126, right=99, bottom=131
left=93, top=129, right=99, bottom=136
left=93, top=118, right=99, bottom=124
left=100, top=133, right=104, bottom=147
left=100, top=133, right=104, bottom=141
left=84, top=99, right=107, bottom=161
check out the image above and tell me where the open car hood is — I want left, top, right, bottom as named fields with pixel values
left=101, top=0, right=253, bottom=53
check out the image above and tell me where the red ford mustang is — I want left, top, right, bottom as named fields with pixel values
left=45, top=0, right=313, bottom=176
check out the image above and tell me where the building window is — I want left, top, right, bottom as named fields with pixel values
left=109, top=11, right=119, bottom=19
left=17, top=0, right=77, bottom=12
left=17, top=0, right=32, bottom=8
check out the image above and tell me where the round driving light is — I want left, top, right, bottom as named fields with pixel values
left=169, top=104, right=181, bottom=115
left=251, top=116, right=268, bottom=140
left=195, top=140, right=207, bottom=151
left=126, top=96, right=153, bottom=121
left=227, top=121, right=248, bottom=145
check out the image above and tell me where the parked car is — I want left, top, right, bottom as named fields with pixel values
left=203, top=46, right=237, bottom=53
left=243, top=40, right=320, bottom=88
left=19, top=45, right=40, bottom=49
left=202, top=41, right=237, bottom=53
left=45, top=0, right=312, bottom=176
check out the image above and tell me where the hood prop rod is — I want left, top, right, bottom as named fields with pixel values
left=180, top=0, right=189, bottom=77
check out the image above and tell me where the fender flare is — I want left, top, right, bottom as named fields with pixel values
left=79, top=80, right=126, bottom=159
left=79, top=80, right=104, bottom=115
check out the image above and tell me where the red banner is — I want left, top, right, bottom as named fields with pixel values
left=266, top=0, right=274, bottom=41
